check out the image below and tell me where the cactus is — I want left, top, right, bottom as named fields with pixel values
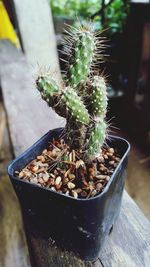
left=36, top=24, right=108, bottom=162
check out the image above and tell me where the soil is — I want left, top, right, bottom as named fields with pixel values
left=15, top=139, right=121, bottom=199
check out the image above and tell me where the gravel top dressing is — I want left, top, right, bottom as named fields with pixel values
left=15, top=138, right=121, bottom=199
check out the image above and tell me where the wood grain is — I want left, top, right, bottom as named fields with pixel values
left=0, top=41, right=65, bottom=157
left=0, top=103, right=6, bottom=149
left=0, top=41, right=150, bottom=267
left=0, top=175, right=31, bottom=267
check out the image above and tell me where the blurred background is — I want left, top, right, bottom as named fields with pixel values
left=0, top=0, right=150, bottom=251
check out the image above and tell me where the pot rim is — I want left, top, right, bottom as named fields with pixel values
left=8, top=128, right=130, bottom=202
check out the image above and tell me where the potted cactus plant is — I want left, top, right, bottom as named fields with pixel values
left=8, top=24, right=130, bottom=261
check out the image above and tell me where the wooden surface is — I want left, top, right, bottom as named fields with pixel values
left=0, top=41, right=150, bottom=267
left=0, top=103, right=6, bottom=149
left=0, top=41, right=65, bottom=156
left=13, top=0, right=60, bottom=77
left=0, top=104, right=30, bottom=267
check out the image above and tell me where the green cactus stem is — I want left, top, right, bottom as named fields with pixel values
left=62, top=88, right=89, bottom=125
left=36, top=76, right=65, bottom=117
left=66, top=121, right=87, bottom=149
left=67, top=28, right=96, bottom=88
left=89, top=76, right=108, bottom=118
left=85, top=120, right=107, bottom=161
left=36, top=76, right=60, bottom=96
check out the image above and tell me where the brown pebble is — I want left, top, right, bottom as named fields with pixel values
left=106, top=176, right=110, bottom=181
left=68, top=173, right=75, bottom=180
left=67, top=182, right=75, bottom=190
left=96, top=175, right=107, bottom=180
left=54, top=169, right=58, bottom=175
left=65, top=190, right=69, bottom=196
left=89, top=175, right=93, bottom=181
left=72, top=190, right=78, bottom=198
left=108, top=148, right=114, bottom=154
left=88, top=168, right=95, bottom=176
left=97, top=156, right=104, bottom=163
left=76, top=188, right=82, bottom=193
left=31, top=165, right=39, bottom=173
left=42, top=172, right=49, bottom=182
left=49, top=173, right=55, bottom=178
left=55, top=176, right=62, bottom=185
left=50, top=187, right=56, bottom=191
left=63, top=178, right=69, bottom=184
left=47, top=178, right=55, bottom=186
left=30, top=177, right=38, bottom=184
left=81, top=191, right=87, bottom=197
left=91, top=189, right=97, bottom=197
left=38, top=177, right=45, bottom=184
left=55, top=182, right=62, bottom=190
left=99, top=165, right=107, bottom=172
left=19, top=171, right=25, bottom=178
left=42, top=149, right=48, bottom=155
left=109, top=160, right=115, bottom=165
left=37, top=155, right=45, bottom=162
left=107, top=152, right=113, bottom=157
left=96, top=183, right=103, bottom=191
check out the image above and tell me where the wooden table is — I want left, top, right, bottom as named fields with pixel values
left=0, top=40, right=150, bottom=267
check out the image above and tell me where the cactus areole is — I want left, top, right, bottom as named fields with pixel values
left=36, top=24, right=108, bottom=162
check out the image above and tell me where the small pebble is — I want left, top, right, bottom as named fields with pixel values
left=68, top=174, right=75, bottom=180
left=96, top=175, right=107, bottom=180
left=55, top=176, right=62, bottom=185
left=37, top=155, right=45, bottom=162
left=65, top=190, right=69, bottom=196
left=91, top=189, right=97, bottom=197
left=106, top=176, right=110, bottom=181
left=31, top=165, right=39, bottom=173
left=67, top=182, right=75, bottom=190
left=109, top=148, right=114, bottom=154
left=51, top=187, right=56, bottom=191
left=109, top=161, right=115, bottom=166
left=30, top=177, right=38, bottom=184
left=81, top=190, right=87, bottom=197
left=38, top=177, right=45, bottom=184
left=55, top=182, right=62, bottom=190
left=19, top=171, right=25, bottom=178
left=96, top=182, right=103, bottom=191
left=42, top=149, right=48, bottom=155
left=72, top=190, right=78, bottom=198
left=42, top=172, right=49, bottom=182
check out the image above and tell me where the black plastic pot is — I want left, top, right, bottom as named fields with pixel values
left=8, top=128, right=130, bottom=261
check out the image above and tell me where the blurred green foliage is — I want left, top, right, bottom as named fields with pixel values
left=104, top=0, right=129, bottom=34
left=50, top=0, right=130, bottom=34
left=50, top=0, right=100, bottom=18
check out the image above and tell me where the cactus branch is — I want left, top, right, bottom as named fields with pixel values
left=88, top=76, right=108, bottom=118
left=85, top=120, right=107, bottom=161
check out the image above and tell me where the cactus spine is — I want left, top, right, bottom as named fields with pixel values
left=36, top=24, right=108, bottom=162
